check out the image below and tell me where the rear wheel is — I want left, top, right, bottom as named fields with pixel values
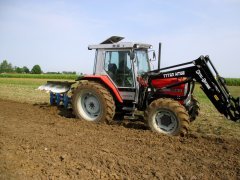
left=72, top=81, right=115, bottom=124
left=145, top=98, right=190, bottom=136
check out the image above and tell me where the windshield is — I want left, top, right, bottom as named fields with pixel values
left=136, top=50, right=150, bottom=74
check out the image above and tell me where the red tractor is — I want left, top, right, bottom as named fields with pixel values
left=39, top=36, right=240, bottom=136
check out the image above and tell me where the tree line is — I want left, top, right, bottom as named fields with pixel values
left=0, top=60, right=76, bottom=74
left=0, top=60, right=42, bottom=74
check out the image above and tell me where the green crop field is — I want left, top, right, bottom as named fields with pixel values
left=0, top=73, right=78, bottom=80
left=0, top=77, right=240, bottom=139
left=225, top=78, right=240, bottom=86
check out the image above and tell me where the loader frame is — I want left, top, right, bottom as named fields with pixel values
left=144, top=55, right=240, bottom=121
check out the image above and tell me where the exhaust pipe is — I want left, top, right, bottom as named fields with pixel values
left=158, top=42, right=162, bottom=70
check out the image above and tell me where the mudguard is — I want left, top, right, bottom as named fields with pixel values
left=80, top=75, right=123, bottom=103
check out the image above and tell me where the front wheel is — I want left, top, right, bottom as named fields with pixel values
left=189, top=96, right=200, bottom=122
left=72, top=81, right=115, bottom=124
left=145, top=98, right=190, bottom=136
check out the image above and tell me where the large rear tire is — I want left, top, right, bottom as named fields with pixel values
left=145, top=98, right=190, bottom=136
left=72, top=81, right=115, bottom=124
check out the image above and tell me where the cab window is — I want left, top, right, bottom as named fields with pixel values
left=136, top=50, right=150, bottom=75
left=104, top=51, right=134, bottom=87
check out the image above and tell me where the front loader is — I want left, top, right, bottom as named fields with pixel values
left=38, top=36, right=240, bottom=136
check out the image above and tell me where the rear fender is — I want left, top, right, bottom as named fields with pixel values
left=79, top=75, right=123, bottom=103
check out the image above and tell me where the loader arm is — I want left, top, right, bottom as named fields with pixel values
left=148, top=55, right=240, bottom=121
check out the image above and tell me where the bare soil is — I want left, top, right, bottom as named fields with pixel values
left=0, top=99, right=239, bottom=179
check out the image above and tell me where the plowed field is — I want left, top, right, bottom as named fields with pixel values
left=0, top=99, right=239, bottom=179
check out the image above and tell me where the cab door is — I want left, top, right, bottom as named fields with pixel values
left=104, top=50, right=136, bottom=100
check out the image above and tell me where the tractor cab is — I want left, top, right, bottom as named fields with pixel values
left=88, top=36, right=152, bottom=102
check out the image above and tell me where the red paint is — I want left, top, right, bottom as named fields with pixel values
left=151, top=78, right=186, bottom=101
left=82, top=75, right=123, bottom=103
left=137, top=76, right=148, bottom=87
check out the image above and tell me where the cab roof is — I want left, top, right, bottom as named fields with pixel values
left=88, top=36, right=152, bottom=50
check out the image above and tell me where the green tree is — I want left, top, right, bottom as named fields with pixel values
left=15, top=67, right=23, bottom=73
left=0, top=60, right=13, bottom=73
left=22, top=66, right=30, bottom=73
left=31, top=65, right=42, bottom=74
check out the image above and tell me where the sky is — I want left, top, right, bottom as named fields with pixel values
left=0, top=0, right=240, bottom=77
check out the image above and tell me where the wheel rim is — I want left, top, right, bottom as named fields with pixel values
left=153, top=109, right=178, bottom=134
left=78, top=91, right=101, bottom=121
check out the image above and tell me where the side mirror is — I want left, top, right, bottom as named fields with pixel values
left=153, top=51, right=156, bottom=60
left=129, top=51, right=135, bottom=60
left=149, top=51, right=156, bottom=61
